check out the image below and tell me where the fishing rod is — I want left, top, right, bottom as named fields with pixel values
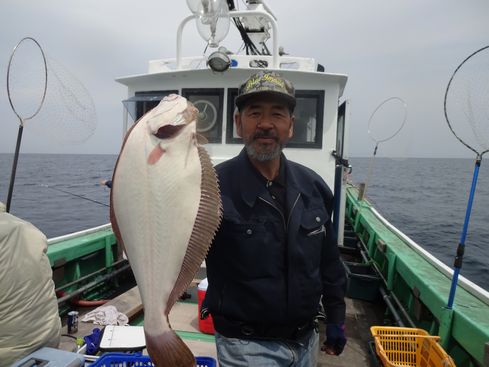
left=40, top=184, right=109, bottom=207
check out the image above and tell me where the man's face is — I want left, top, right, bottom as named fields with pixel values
left=235, top=96, right=294, bottom=162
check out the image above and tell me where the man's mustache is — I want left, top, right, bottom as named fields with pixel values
left=253, top=130, right=278, bottom=141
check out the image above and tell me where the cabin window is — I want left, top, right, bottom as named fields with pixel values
left=123, top=90, right=178, bottom=122
left=182, top=88, right=224, bottom=143
left=226, top=88, right=240, bottom=144
left=336, top=102, right=346, bottom=158
left=288, top=90, right=324, bottom=148
left=226, top=89, right=324, bottom=148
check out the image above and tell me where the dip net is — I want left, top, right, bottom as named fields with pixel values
left=444, top=45, right=489, bottom=158
left=359, top=97, right=408, bottom=199
left=7, top=38, right=97, bottom=144
left=444, top=45, right=489, bottom=309
left=5, top=37, right=97, bottom=212
left=6, top=37, right=47, bottom=124
left=368, top=96, right=408, bottom=155
left=35, top=56, right=97, bottom=143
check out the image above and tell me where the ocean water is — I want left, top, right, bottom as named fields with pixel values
left=0, top=154, right=487, bottom=291
left=349, top=157, right=489, bottom=292
left=0, top=154, right=115, bottom=238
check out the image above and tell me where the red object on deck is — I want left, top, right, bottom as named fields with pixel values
left=198, top=278, right=215, bottom=335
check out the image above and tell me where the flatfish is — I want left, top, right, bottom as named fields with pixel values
left=110, top=94, right=222, bottom=367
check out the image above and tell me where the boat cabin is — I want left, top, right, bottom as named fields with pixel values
left=116, top=7, right=350, bottom=241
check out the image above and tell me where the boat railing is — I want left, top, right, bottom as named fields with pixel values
left=370, top=206, right=489, bottom=306
left=48, top=222, right=112, bottom=245
left=148, top=55, right=318, bottom=74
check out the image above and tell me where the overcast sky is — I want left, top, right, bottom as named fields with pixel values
left=1, top=0, right=488, bottom=158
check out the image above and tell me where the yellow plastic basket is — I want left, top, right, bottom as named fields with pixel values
left=370, top=326, right=456, bottom=367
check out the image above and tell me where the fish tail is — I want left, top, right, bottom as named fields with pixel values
left=145, top=330, right=195, bottom=367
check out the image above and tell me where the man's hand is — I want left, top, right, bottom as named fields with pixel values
left=321, top=323, right=346, bottom=356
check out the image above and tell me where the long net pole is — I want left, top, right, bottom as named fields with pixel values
left=5, top=125, right=24, bottom=213
left=443, top=45, right=489, bottom=308
left=447, top=157, right=481, bottom=308
left=5, top=37, right=47, bottom=213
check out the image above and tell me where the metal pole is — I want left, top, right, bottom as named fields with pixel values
left=380, top=287, right=404, bottom=327
left=230, top=10, right=279, bottom=69
left=333, top=164, right=342, bottom=231
left=176, top=10, right=280, bottom=70
left=57, top=263, right=131, bottom=304
left=176, top=15, right=196, bottom=69
left=55, top=259, right=128, bottom=292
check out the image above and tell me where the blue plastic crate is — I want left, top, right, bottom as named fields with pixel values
left=89, top=353, right=216, bottom=367
left=195, top=357, right=216, bottom=367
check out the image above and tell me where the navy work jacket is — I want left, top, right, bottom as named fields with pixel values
left=206, top=148, right=346, bottom=328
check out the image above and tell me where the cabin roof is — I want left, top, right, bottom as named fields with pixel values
left=116, top=66, right=348, bottom=98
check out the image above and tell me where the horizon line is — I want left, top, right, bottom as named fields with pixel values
left=0, top=152, right=477, bottom=159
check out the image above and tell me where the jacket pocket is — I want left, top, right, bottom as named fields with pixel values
left=300, top=207, right=328, bottom=235
left=307, top=225, right=326, bottom=237
left=298, top=207, right=329, bottom=274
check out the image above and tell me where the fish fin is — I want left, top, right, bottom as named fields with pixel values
left=184, top=134, right=193, bottom=168
left=166, top=146, right=222, bottom=312
left=195, top=133, right=208, bottom=145
left=110, top=116, right=142, bottom=260
left=148, top=145, right=166, bottom=165
left=145, top=330, right=195, bottom=367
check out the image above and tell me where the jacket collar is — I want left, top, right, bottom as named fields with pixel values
left=237, top=148, right=304, bottom=208
left=238, top=148, right=269, bottom=207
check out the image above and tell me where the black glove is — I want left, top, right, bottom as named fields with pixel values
left=321, top=323, right=346, bottom=355
left=200, top=291, right=210, bottom=320
left=200, top=306, right=210, bottom=320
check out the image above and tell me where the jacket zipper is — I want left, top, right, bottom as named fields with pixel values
left=258, top=193, right=301, bottom=230
left=258, top=196, right=286, bottom=230
left=287, top=193, right=301, bottom=228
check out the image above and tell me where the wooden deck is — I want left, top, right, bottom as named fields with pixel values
left=60, top=283, right=381, bottom=366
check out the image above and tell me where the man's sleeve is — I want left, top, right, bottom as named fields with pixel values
left=320, top=203, right=347, bottom=324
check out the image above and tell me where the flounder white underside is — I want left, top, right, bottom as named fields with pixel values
left=112, top=119, right=203, bottom=335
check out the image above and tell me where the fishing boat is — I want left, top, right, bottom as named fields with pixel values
left=3, top=1, right=489, bottom=366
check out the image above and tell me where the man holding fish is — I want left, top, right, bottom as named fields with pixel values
left=205, top=71, right=347, bottom=366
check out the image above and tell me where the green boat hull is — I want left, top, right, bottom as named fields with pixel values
left=345, top=185, right=489, bottom=366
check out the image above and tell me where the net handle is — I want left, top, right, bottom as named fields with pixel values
left=443, top=44, right=489, bottom=158
left=6, top=37, right=48, bottom=125
left=367, top=96, right=408, bottom=144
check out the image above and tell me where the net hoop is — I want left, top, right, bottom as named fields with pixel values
left=367, top=96, right=408, bottom=144
left=444, top=44, right=489, bottom=159
left=6, top=37, right=48, bottom=124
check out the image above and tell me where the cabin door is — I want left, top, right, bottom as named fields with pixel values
left=333, top=100, right=350, bottom=245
